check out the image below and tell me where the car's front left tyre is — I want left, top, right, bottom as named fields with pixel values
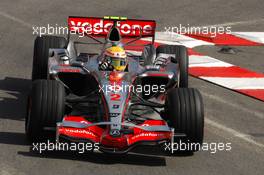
left=165, top=88, right=204, bottom=153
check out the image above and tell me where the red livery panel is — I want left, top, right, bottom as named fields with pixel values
left=68, top=16, right=156, bottom=37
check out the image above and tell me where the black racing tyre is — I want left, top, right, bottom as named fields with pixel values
left=26, top=80, right=65, bottom=141
left=32, top=36, right=66, bottom=80
left=165, top=88, right=204, bottom=152
left=156, top=45, right=189, bottom=87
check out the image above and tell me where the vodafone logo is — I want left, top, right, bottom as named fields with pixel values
left=68, top=17, right=155, bottom=36
left=65, top=128, right=96, bottom=137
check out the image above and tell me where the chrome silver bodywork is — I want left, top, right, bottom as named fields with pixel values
left=48, top=46, right=179, bottom=136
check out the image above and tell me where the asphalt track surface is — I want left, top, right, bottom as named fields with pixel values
left=0, top=0, right=263, bottom=175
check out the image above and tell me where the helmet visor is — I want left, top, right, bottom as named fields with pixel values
left=109, top=57, right=127, bottom=67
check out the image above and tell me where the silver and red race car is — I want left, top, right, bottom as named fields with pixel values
left=26, top=16, right=204, bottom=154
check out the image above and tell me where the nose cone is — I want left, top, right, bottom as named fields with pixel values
left=100, top=134, right=128, bottom=149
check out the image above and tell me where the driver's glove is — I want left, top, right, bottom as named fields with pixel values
left=99, top=59, right=112, bottom=70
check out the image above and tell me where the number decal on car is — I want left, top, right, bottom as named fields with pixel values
left=110, top=94, right=121, bottom=101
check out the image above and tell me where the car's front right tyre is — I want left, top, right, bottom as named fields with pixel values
left=32, top=36, right=66, bottom=80
left=26, top=80, right=65, bottom=142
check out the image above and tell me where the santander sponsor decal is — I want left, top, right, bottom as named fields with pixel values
left=68, top=17, right=156, bottom=37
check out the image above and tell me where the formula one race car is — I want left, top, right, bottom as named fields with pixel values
left=26, top=16, right=204, bottom=154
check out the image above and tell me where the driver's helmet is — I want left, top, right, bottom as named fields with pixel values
left=104, top=46, right=127, bottom=71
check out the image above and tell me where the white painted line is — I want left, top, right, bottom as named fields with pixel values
left=0, top=11, right=32, bottom=28
left=156, top=31, right=214, bottom=48
left=202, top=91, right=264, bottom=120
left=189, top=55, right=233, bottom=67
left=205, top=118, right=264, bottom=149
left=142, top=31, right=214, bottom=48
left=200, top=77, right=264, bottom=89
left=202, top=18, right=264, bottom=27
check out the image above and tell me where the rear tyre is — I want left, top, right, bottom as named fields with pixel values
left=32, top=36, right=66, bottom=80
left=165, top=88, right=204, bottom=153
left=26, top=80, right=65, bottom=141
left=156, top=45, right=189, bottom=87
